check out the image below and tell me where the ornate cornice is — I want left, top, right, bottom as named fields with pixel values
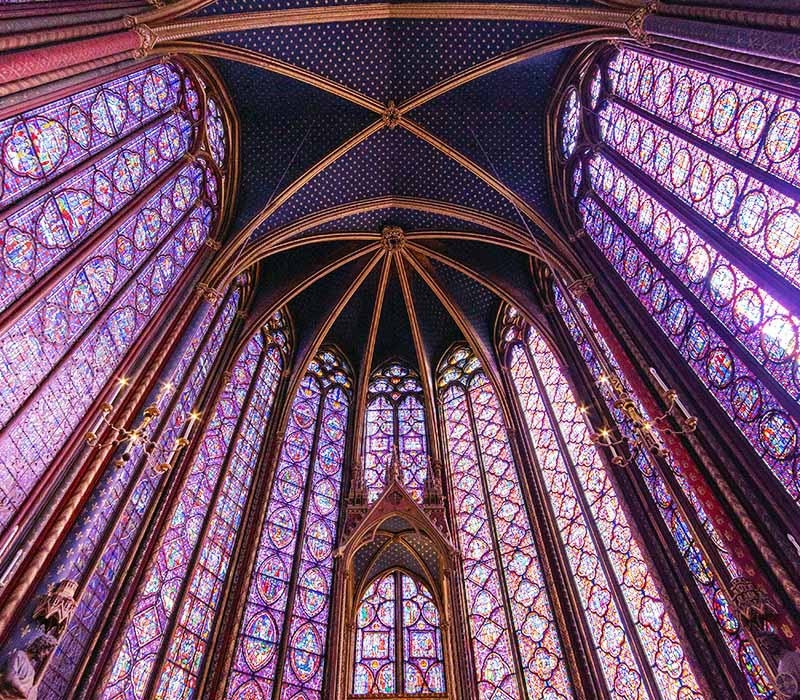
left=154, top=4, right=633, bottom=43
left=624, top=4, right=654, bottom=45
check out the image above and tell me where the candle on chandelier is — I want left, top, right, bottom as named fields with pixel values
left=648, top=367, right=670, bottom=396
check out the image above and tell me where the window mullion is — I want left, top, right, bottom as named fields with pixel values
left=463, top=386, right=531, bottom=700
left=522, top=344, right=667, bottom=700
left=596, top=143, right=800, bottom=317
left=140, top=339, right=269, bottom=700
left=610, top=94, right=800, bottom=204
left=589, top=189, right=800, bottom=424
left=271, top=381, right=327, bottom=700
left=395, top=570, right=404, bottom=695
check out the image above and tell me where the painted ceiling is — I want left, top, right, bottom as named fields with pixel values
left=187, top=0, right=596, bottom=379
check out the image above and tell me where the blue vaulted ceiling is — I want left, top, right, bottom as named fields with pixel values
left=189, top=0, right=591, bottom=374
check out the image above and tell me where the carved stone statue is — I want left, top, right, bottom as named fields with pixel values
left=0, top=634, right=56, bottom=700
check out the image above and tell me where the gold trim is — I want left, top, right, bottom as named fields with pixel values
left=396, top=255, right=441, bottom=463
left=351, top=253, right=393, bottom=455
left=234, top=243, right=383, bottom=356
left=155, top=4, right=631, bottom=42
left=156, top=41, right=384, bottom=113
left=205, top=120, right=384, bottom=285
left=400, top=117, right=586, bottom=276
left=208, top=197, right=576, bottom=289
left=400, top=28, right=623, bottom=113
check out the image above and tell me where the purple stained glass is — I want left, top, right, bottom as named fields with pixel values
left=579, top=196, right=800, bottom=502
left=353, top=573, right=396, bottom=695
left=439, top=347, right=572, bottom=700
left=226, top=349, right=350, bottom=700
left=597, top=98, right=800, bottom=293
left=0, top=110, right=193, bottom=313
left=207, top=97, right=226, bottom=167
left=156, top=345, right=283, bottom=700
left=609, top=49, right=800, bottom=192
left=280, top=383, right=348, bottom=700
left=98, top=332, right=268, bottom=700
left=0, top=63, right=182, bottom=209
left=589, top=153, right=800, bottom=398
left=402, top=574, right=445, bottom=694
left=364, top=362, right=429, bottom=504
left=352, top=571, right=446, bottom=697
left=509, top=328, right=703, bottom=700
left=365, top=394, right=394, bottom=503
left=0, top=163, right=204, bottom=430
left=0, top=205, right=211, bottom=533
left=550, top=290, right=772, bottom=699
left=441, top=382, right=520, bottom=700
left=37, top=290, right=239, bottom=700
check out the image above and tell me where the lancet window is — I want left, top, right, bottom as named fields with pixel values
left=225, top=348, right=351, bottom=700
left=557, top=46, right=800, bottom=504
left=548, top=291, right=773, bottom=698
left=98, top=314, right=287, bottom=700
left=437, top=346, right=572, bottom=700
left=36, top=288, right=244, bottom=700
left=352, top=570, right=446, bottom=696
left=0, top=58, right=230, bottom=543
left=364, top=361, right=429, bottom=503
left=501, top=311, right=703, bottom=700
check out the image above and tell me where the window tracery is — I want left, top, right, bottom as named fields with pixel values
left=364, top=361, right=429, bottom=504
left=225, top=348, right=351, bottom=700
left=352, top=571, right=446, bottom=696
left=38, top=289, right=242, bottom=700
left=438, top=346, right=572, bottom=700
left=98, top=317, right=286, bottom=700
left=549, top=291, right=774, bottom=699
left=501, top=312, right=703, bottom=700
left=0, top=58, right=230, bottom=537
left=556, top=45, right=800, bottom=505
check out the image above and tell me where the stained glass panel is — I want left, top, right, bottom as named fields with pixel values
left=0, top=110, right=193, bottom=313
left=365, top=394, right=394, bottom=503
left=353, top=574, right=396, bottom=695
left=227, top=350, right=350, bottom=700
left=99, top=333, right=265, bottom=700
left=552, top=289, right=773, bottom=699
left=509, top=330, right=704, bottom=700
left=39, top=291, right=239, bottom=700
left=441, top=383, right=521, bottom=700
left=402, top=575, right=445, bottom=695
left=156, top=345, right=283, bottom=700
left=280, top=384, right=348, bottom=700
left=579, top=196, right=800, bottom=502
left=0, top=205, right=212, bottom=531
left=0, top=63, right=182, bottom=209
left=365, top=363, right=429, bottom=504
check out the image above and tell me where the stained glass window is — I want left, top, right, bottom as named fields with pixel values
left=556, top=46, right=800, bottom=506
left=0, top=59, right=230, bottom=547
left=504, top=318, right=703, bottom=700
left=226, top=348, right=351, bottom=700
left=364, top=362, right=429, bottom=503
left=98, top=318, right=286, bottom=700
left=549, top=293, right=774, bottom=699
left=352, top=570, right=446, bottom=696
left=438, top=346, right=573, bottom=700
left=38, top=289, right=241, bottom=700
